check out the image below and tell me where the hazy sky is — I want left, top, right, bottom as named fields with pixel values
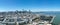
left=0, top=0, right=60, bottom=12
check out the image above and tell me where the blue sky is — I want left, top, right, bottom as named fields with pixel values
left=0, top=0, right=60, bottom=12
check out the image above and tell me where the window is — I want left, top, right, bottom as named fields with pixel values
left=9, top=19, right=14, bottom=22
left=17, top=18, right=23, bottom=21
